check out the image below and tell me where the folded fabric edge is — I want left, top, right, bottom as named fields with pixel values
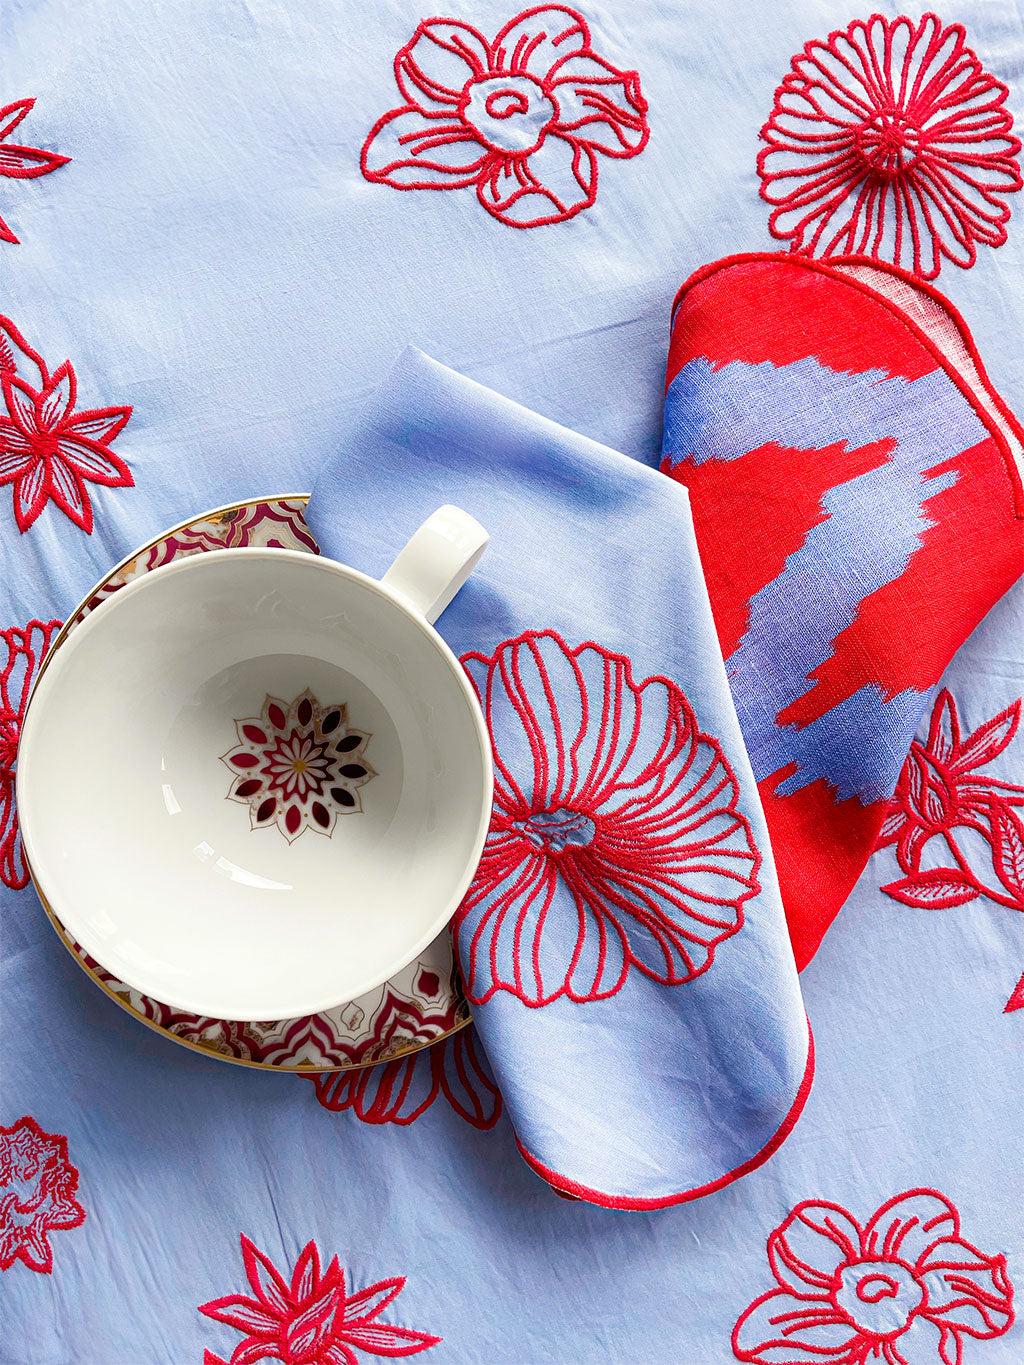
left=668, top=251, right=1024, bottom=520
left=391, top=344, right=694, bottom=509
left=513, top=1024, right=815, bottom=1211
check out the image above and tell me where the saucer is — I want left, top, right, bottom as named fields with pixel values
left=32, top=497, right=471, bottom=1070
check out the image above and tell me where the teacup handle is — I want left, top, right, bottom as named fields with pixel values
left=381, top=505, right=488, bottom=625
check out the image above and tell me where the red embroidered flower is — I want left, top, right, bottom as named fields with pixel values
left=733, top=1188, right=1014, bottom=1364
left=360, top=6, right=649, bottom=228
left=452, top=630, right=761, bottom=1006
left=200, top=1236, right=440, bottom=1364
left=0, top=1116, right=85, bottom=1274
left=1, top=618, right=62, bottom=889
left=876, top=690, right=1024, bottom=912
left=758, top=13, right=1023, bottom=280
left=0, top=315, right=133, bottom=534
left=311, top=1028, right=502, bottom=1130
left=0, top=99, right=69, bottom=245
left=221, top=690, right=375, bottom=843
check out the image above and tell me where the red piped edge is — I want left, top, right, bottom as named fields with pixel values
left=668, top=251, right=1024, bottom=520
left=516, top=1023, right=815, bottom=1210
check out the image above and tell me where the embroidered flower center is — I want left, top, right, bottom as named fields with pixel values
left=832, top=1259, right=925, bottom=1337
left=461, top=74, right=556, bottom=154
left=855, top=109, right=923, bottom=179
left=31, top=431, right=60, bottom=460
left=513, top=806, right=596, bottom=854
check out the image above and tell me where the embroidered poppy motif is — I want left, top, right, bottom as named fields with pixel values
left=200, top=1236, right=441, bottom=1364
left=732, top=1188, right=1014, bottom=1364
left=452, top=630, right=760, bottom=1006
left=0, top=99, right=69, bottom=245
left=221, top=690, right=375, bottom=843
left=311, top=1027, right=502, bottom=1130
left=1, top=618, right=62, bottom=889
left=0, top=1116, right=86, bottom=1274
left=876, top=689, right=1024, bottom=913
left=0, top=315, right=133, bottom=534
left=758, top=13, right=1023, bottom=280
left=360, top=5, right=649, bottom=228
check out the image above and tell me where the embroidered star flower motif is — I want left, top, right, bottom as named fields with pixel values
left=0, top=315, right=133, bottom=534
left=876, top=689, right=1024, bottom=912
left=732, top=1188, right=1014, bottom=1364
left=0, top=99, right=70, bottom=245
left=200, top=1236, right=441, bottom=1364
left=453, top=630, right=761, bottom=1006
left=758, top=13, right=1023, bottom=280
left=221, top=690, right=374, bottom=843
left=361, top=6, right=649, bottom=228
left=0, top=1116, right=86, bottom=1274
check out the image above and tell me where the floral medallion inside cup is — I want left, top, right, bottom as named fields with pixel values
left=22, top=499, right=475, bottom=1071
left=221, top=689, right=376, bottom=842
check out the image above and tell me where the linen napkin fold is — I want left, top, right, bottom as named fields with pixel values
left=662, top=254, right=1024, bottom=971
left=307, top=347, right=810, bottom=1208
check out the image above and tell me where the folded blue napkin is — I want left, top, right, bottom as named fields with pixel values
left=306, top=348, right=809, bottom=1208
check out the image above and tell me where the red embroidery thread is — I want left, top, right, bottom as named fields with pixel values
left=311, top=1028, right=502, bottom=1130
left=200, top=1236, right=441, bottom=1363
left=452, top=630, right=761, bottom=1006
left=518, top=1025, right=814, bottom=1210
left=876, top=689, right=1024, bottom=912
left=0, top=315, right=133, bottom=533
left=1004, top=972, right=1024, bottom=1014
left=732, top=1187, right=1014, bottom=1363
left=0, top=99, right=69, bottom=245
left=0, top=1116, right=85, bottom=1274
left=877, top=689, right=1024, bottom=1013
left=758, top=13, right=1023, bottom=280
left=360, top=6, right=649, bottom=228
left=1, top=618, right=62, bottom=889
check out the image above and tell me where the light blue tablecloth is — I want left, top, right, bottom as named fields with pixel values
left=2, top=2, right=1024, bottom=1361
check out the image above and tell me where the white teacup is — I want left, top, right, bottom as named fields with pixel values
left=18, top=506, right=493, bottom=1022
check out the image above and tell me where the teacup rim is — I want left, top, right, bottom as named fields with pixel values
left=18, top=545, right=494, bottom=1021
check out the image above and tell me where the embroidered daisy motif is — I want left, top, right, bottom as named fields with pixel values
left=0, top=316, right=133, bottom=534
left=360, top=5, right=649, bottom=228
left=732, top=1188, right=1014, bottom=1364
left=0, top=99, right=70, bottom=245
left=453, top=630, right=761, bottom=1006
left=200, top=1236, right=441, bottom=1364
left=0, top=1116, right=86, bottom=1274
left=0, top=618, right=62, bottom=889
left=221, top=690, right=374, bottom=843
left=758, top=12, right=1023, bottom=280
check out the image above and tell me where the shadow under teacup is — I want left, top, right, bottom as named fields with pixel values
left=18, top=506, right=493, bottom=1022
